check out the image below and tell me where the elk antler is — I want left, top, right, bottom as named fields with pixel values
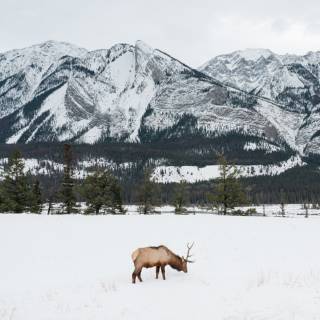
left=185, top=242, right=195, bottom=263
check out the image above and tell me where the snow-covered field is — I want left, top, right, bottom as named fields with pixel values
left=43, top=203, right=320, bottom=217
left=1, top=213, right=320, bottom=320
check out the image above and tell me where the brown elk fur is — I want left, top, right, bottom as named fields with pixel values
left=131, top=245, right=189, bottom=283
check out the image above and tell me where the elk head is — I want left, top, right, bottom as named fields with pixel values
left=181, top=242, right=195, bottom=273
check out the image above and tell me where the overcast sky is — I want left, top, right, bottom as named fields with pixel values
left=1, top=0, right=320, bottom=67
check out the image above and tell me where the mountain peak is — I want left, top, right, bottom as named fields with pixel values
left=32, top=40, right=88, bottom=56
left=135, top=40, right=154, bottom=55
left=235, top=48, right=273, bottom=61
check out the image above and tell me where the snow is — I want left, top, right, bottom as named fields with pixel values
left=135, top=40, right=154, bottom=57
left=236, top=48, right=273, bottom=61
left=35, top=203, right=320, bottom=217
left=2, top=41, right=320, bottom=153
left=152, top=155, right=306, bottom=183
left=199, top=48, right=320, bottom=155
left=0, top=41, right=87, bottom=119
left=1, top=213, right=320, bottom=320
left=0, top=157, right=135, bottom=180
left=0, top=154, right=306, bottom=183
left=244, top=204, right=320, bottom=217
left=80, top=127, right=103, bottom=144
left=243, top=141, right=281, bottom=153
left=122, top=204, right=320, bottom=217
left=39, top=84, right=68, bottom=129
left=254, top=100, right=305, bottom=153
left=5, top=83, right=73, bottom=143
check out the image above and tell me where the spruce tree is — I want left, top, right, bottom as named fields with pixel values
left=0, top=150, right=30, bottom=213
left=29, top=180, right=42, bottom=214
left=47, top=178, right=60, bottom=215
left=80, top=170, right=125, bottom=214
left=173, top=180, right=188, bottom=214
left=138, top=169, right=159, bottom=214
left=60, top=144, right=77, bottom=214
left=208, top=154, right=247, bottom=215
left=110, top=178, right=126, bottom=214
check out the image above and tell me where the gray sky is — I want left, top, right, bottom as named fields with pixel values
left=1, top=0, right=320, bottom=67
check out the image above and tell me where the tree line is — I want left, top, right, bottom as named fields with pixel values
left=0, top=145, right=250, bottom=215
left=1, top=137, right=318, bottom=205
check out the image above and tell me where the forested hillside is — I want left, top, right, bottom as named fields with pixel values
left=0, top=140, right=319, bottom=204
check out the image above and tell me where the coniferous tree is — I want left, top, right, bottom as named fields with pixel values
left=47, top=187, right=56, bottom=215
left=29, top=180, right=42, bottom=214
left=208, top=154, right=247, bottom=215
left=60, top=144, right=77, bottom=214
left=0, top=150, right=30, bottom=213
left=110, top=179, right=126, bottom=214
left=80, top=170, right=125, bottom=214
left=138, top=169, right=159, bottom=214
left=47, top=196, right=53, bottom=215
left=173, top=180, right=188, bottom=214
left=46, top=177, right=60, bottom=215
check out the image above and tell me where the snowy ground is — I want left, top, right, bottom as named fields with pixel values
left=45, top=202, right=320, bottom=217
left=121, top=204, right=320, bottom=217
left=1, top=213, right=320, bottom=320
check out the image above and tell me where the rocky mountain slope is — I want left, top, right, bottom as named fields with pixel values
left=200, top=49, right=320, bottom=155
left=0, top=41, right=320, bottom=156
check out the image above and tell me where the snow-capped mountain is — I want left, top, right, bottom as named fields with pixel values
left=0, top=40, right=200, bottom=144
left=0, top=41, right=320, bottom=156
left=200, top=49, right=320, bottom=154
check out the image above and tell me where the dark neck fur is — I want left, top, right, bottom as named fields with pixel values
left=169, top=255, right=183, bottom=271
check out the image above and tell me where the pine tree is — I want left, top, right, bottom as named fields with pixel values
left=0, top=150, right=30, bottom=213
left=110, top=179, right=126, bottom=214
left=29, top=180, right=42, bottom=214
left=208, top=154, right=247, bottom=215
left=47, top=187, right=55, bottom=215
left=60, top=144, right=77, bottom=214
left=138, top=169, right=159, bottom=214
left=173, top=180, right=188, bottom=214
left=47, top=178, right=60, bottom=215
left=80, top=170, right=125, bottom=214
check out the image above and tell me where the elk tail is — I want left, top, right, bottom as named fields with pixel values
left=131, top=249, right=140, bottom=262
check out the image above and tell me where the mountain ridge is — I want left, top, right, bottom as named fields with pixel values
left=1, top=41, right=320, bottom=157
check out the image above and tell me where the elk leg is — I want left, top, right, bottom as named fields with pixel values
left=132, top=271, right=137, bottom=284
left=138, top=270, right=143, bottom=282
left=132, top=266, right=141, bottom=284
left=156, top=266, right=160, bottom=279
left=161, top=265, right=166, bottom=280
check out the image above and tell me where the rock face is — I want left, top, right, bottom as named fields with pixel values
left=200, top=49, right=320, bottom=155
left=0, top=41, right=319, bottom=156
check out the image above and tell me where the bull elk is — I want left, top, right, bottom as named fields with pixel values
left=131, top=243, right=194, bottom=283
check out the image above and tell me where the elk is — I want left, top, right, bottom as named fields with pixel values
left=131, top=243, right=194, bottom=283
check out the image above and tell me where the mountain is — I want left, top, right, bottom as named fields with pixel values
left=0, top=41, right=320, bottom=157
left=200, top=49, right=320, bottom=155
left=0, top=40, right=198, bottom=143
